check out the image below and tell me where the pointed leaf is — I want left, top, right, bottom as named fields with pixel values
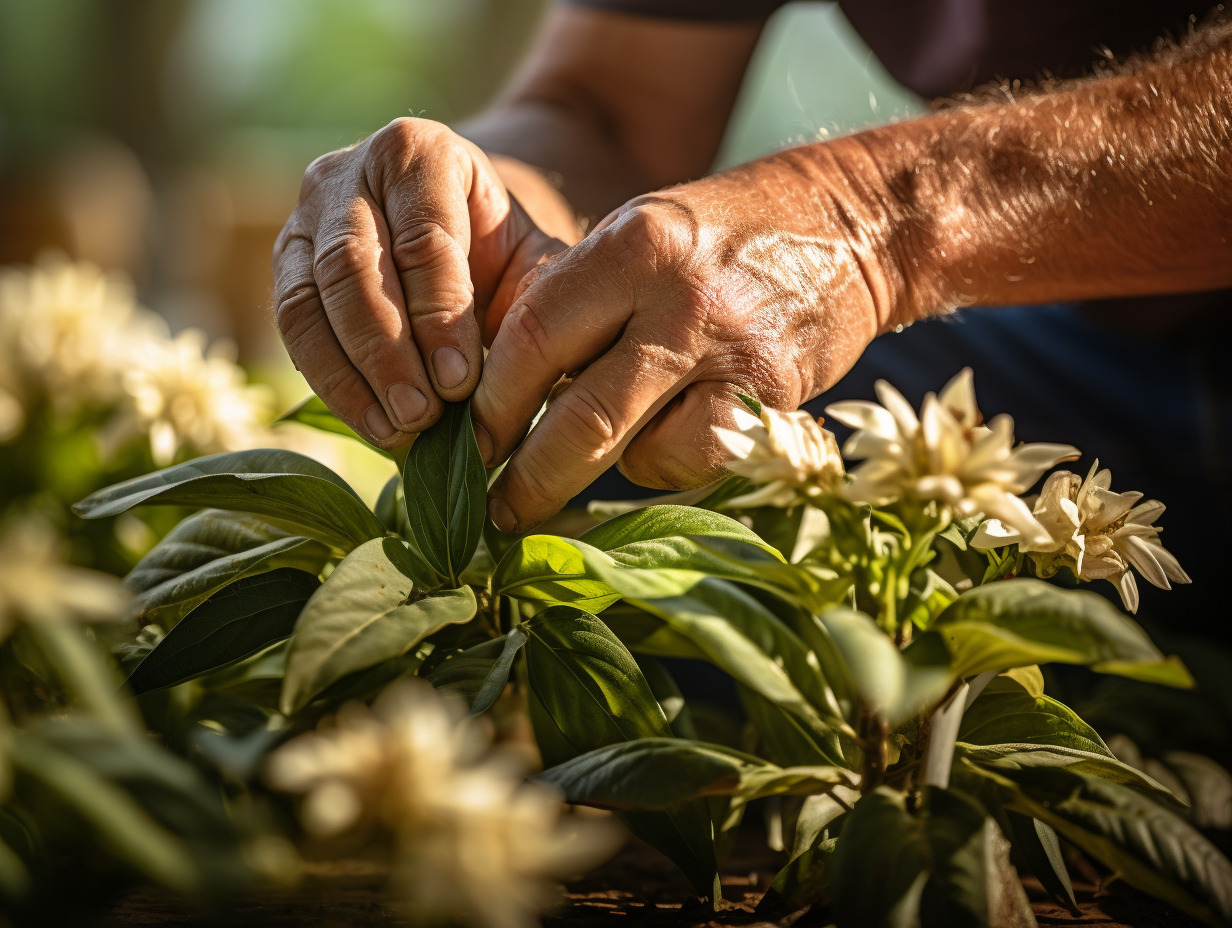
left=401, top=401, right=486, bottom=585
left=524, top=606, right=720, bottom=901
left=818, top=607, right=951, bottom=727
left=537, top=737, right=856, bottom=809
left=930, top=579, right=1192, bottom=686
left=123, top=509, right=330, bottom=625
left=126, top=568, right=320, bottom=694
left=74, top=449, right=384, bottom=553
left=278, top=395, right=394, bottom=458
left=427, top=626, right=528, bottom=717
left=971, top=762, right=1232, bottom=927
left=281, top=537, right=476, bottom=713
left=958, top=673, right=1110, bottom=755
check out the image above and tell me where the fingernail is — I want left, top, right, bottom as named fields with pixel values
left=387, top=383, right=428, bottom=428
left=432, top=346, right=469, bottom=390
left=474, top=423, right=494, bottom=466
left=488, top=496, right=516, bottom=533
left=364, top=404, right=396, bottom=442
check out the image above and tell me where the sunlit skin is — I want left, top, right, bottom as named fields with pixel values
left=271, top=7, right=1232, bottom=533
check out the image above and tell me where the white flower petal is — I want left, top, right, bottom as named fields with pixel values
left=824, top=399, right=898, bottom=439
left=874, top=380, right=920, bottom=437
left=970, top=518, right=1021, bottom=549
left=938, top=367, right=978, bottom=427
left=1117, top=570, right=1140, bottom=613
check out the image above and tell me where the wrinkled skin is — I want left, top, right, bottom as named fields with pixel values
left=272, top=119, right=567, bottom=446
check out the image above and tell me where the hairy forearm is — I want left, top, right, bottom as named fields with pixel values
left=793, top=19, right=1232, bottom=328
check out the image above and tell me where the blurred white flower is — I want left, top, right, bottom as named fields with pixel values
left=825, top=369, right=1079, bottom=543
left=0, top=254, right=274, bottom=464
left=713, top=404, right=845, bottom=508
left=972, top=461, right=1189, bottom=613
left=268, top=682, right=618, bottom=928
left=0, top=254, right=146, bottom=425
left=112, top=327, right=275, bottom=465
left=0, top=514, right=126, bottom=642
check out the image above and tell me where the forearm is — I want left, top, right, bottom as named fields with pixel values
left=877, top=20, right=1229, bottom=322
left=771, top=19, right=1232, bottom=329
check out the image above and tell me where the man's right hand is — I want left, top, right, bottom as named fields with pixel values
left=272, top=117, right=568, bottom=448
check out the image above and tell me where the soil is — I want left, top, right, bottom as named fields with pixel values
left=98, top=836, right=1204, bottom=928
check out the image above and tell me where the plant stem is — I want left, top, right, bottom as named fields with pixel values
left=857, top=707, right=889, bottom=793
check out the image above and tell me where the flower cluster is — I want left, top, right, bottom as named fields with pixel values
left=713, top=404, right=845, bottom=509
left=715, top=370, right=1186, bottom=612
left=0, top=254, right=273, bottom=465
left=825, top=370, right=1080, bottom=544
left=972, top=461, right=1189, bottom=613
left=267, top=682, right=618, bottom=928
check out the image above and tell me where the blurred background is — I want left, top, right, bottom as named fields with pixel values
left=0, top=0, right=918, bottom=374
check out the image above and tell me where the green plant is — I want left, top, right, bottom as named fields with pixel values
left=72, top=374, right=1232, bottom=927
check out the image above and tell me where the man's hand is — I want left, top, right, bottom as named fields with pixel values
left=472, top=150, right=921, bottom=533
left=272, top=117, right=568, bottom=447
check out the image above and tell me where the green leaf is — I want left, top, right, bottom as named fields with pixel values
left=579, top=504, right=779, bottom=554
left=538, top=738, right=856, bottom=809
left=829, top=786, right=1032, bottom=928
left=278, top=395, right=394, bottom=458
left=427, top=626, right=528, bottom=717
left=612, top=578, right=842, bottom=738
left=969, top=762, right=1232, bottom=927
left=1005, top=813, right=1079, bottom=916
left=11, top=732, right=201, bottom=895
left=637, top=655, right=697, bottom=739
left=374, top=474, right=403, bottom=534
left=123, top=509, right=330, bottom=625
left=929, top=578, right=1193, bottom=686
left=958, top=673, right=1110, bottom=756
left=955, top=742, right=1178, bottom=801
left=760, top=812, right=847, bottom=914
left=126, top=568, right=320, bottom=694
left=817, top=607, right=951, bottom=727
left=492, top=535, right=621, bottom=612
left=281, top=537, right=476, bottom=713
left=401, top=401, right=487, bottom=586
left=523, top=606, right=720, bottom=901
left=740, top=687, right=850, bottom=770
left=74, top=449, right=385, bottom=553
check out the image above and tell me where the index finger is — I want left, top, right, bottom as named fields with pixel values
left=486, top=328, right=693, bottom=533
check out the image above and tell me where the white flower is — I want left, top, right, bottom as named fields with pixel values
left=972, top=461, right=1189, bottom=613
left=114, top=327, right=274, bottom=465
left=825, top=369, right=1079, bottom=543
left=268, top=682, right=618, bottom=928
left=0, top=254, right=143, bottom=432
left=713, top=404, right=845, bottom=508
left=0, top=514, right=126, bottom=642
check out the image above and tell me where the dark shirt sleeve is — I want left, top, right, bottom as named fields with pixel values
left=559, top=0, right=790, bottom=23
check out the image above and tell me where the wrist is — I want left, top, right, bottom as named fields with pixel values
left=814, top=128, right=958, bottom=331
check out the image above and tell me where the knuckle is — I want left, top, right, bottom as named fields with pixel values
left=300, top=150, right=347, bottom=200
left=272, top=282, right=319, bottom=334
left=551, top=383, right=619, bottom=461
left=611, top=198, right=693, bottom=263
left=369, top=117, right=451, bottom=168
left=312, top=236, right=367, bottom=299
left=501, top=302, right=553, bottom=363
left=392, top=221, right=458, bottom=272
left=346, top=330, right=390, bottom=371
left=317, top=363, right=365, bottom=401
